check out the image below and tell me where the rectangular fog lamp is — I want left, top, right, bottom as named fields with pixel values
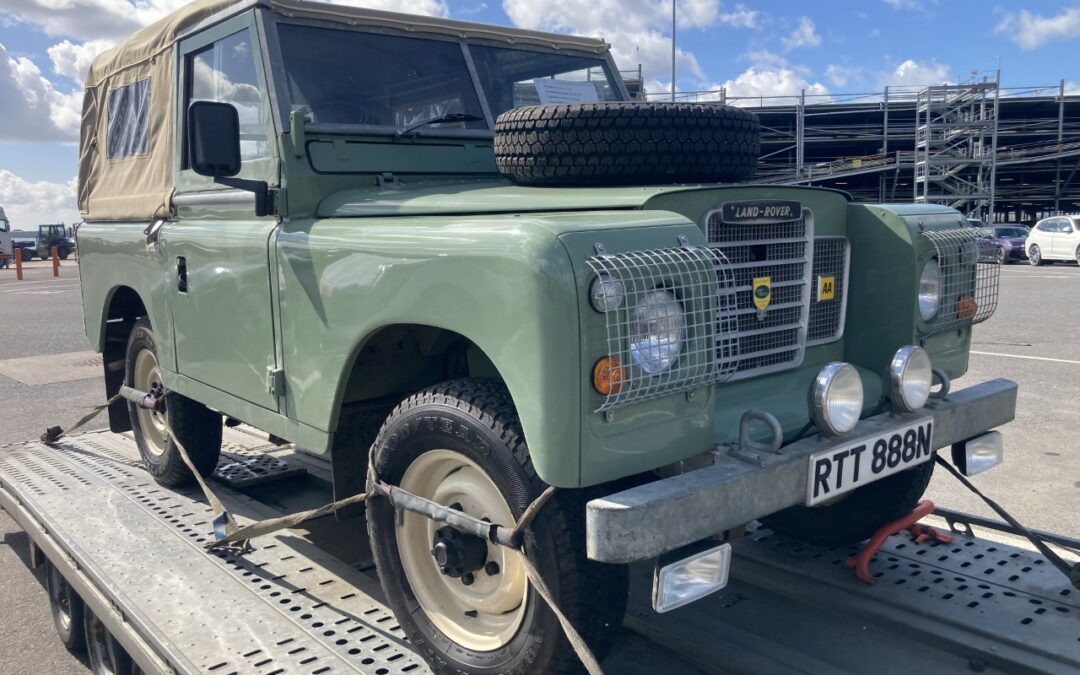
left=952, top=431, right=1004, bottom=477
left=652, top=542, right=731, bottom=613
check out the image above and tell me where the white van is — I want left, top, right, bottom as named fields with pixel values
left=0, top=206, right=11, bottom=269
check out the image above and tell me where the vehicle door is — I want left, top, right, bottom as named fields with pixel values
left=1032, top=219, right=1056, bottom=257
left=161, top=13, right=281, bottom=411
left=1058, top=218, right=1080, bottom=259
left=1045, top=218, right=1071, bottom=258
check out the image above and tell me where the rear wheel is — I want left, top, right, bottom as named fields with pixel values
left=367, top=379, right=627, bottom=674
left=84, top=609, right=133, bottom=675
left=20, top=248, right=31, bottom=262
left=58, top=247, right=70, bottom=260
left=45, top=560, right=86, bottom=653
left=761, top=460, right=935, bottom=547
left=125, top=318, right=222, bottom=487
left=1029, top=244, right=1043, bottom=266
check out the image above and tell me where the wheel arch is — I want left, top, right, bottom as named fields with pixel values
left=328, top=322, right=508, bottom=508
left=99, top=285, right=149, bottom=433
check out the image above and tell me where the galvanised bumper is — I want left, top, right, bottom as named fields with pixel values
left=585, top=378, right=1018, bottom=564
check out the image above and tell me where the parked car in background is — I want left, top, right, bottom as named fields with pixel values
left=983, top=225, right=1030, bottom=263
left=35, top=223, right=75, bottom=260
left=1027, top=215, right=1080, bottom=265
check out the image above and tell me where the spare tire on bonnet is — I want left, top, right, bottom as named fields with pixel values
left=494, top=102, right=760, bottom=186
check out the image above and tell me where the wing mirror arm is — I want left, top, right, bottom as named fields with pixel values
left=213, top=176, right=271, bottom=217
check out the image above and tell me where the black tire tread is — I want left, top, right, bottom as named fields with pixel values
left=761, top=460, right=935, bottom=547
left=368, top=378, right=627, bottom=675
left=494, top=102, right=760, bottom=186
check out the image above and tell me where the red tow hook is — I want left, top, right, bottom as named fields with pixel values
left=844, top=499, right=953, bottom=584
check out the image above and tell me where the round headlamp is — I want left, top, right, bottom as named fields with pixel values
left=629, top=290, right=686, bottom=375
left=888, top=345, right=933, bottom=413
left=918, top=260, right=941, bottom=322
left=589, top=274, right=625, bottom=312
left=809, top=362, right=864, bottom=436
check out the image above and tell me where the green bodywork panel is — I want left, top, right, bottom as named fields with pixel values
left=76, top=6, right=980, bottom=489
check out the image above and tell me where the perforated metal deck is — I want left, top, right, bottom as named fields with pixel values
left=627, top=525, right=1080, bottom=674
left=0, top=432, right=427, bottom=675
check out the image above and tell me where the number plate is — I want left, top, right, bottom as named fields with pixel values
left=806, top=419, right=934, bottom=506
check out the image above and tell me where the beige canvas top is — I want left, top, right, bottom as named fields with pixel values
left=78, top=0, right=610, bottom=222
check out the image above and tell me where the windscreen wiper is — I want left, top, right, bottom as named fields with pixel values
left=393, top=112, right=484, bottom=139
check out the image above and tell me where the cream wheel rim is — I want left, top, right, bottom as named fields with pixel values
left=133, top=349, right=168, bottom=457
left=396, top=449, right=529, bottom=652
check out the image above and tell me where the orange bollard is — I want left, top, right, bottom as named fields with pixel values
left=14, top=250, right=23, bottom=281
left=51, top=246, right=60, bottom=277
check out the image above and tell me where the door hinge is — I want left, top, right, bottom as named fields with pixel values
left=267, top=367, right=285, bottom=397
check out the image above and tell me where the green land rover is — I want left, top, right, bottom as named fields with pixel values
left=76, top=0, right=1017, bottom=672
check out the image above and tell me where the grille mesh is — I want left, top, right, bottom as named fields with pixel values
left=808, top=237, right=849, bottom=344
left=707, top=210, right=811, bottom=378
left=922, top=228, right=1000, bottom=335
left=586, top=246, right=738, bottom=412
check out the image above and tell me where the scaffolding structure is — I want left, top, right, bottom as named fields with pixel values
left=643, top=79, right=1080, bottom=223
left=913, top=81, right=999, bottom=220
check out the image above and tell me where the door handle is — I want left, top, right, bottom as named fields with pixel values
left=176, top=256, right=188, bottom=293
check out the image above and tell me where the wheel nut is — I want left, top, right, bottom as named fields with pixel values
left=461, top=572, right=475, bottom=586
left=484, top=561, right=500, bottom=576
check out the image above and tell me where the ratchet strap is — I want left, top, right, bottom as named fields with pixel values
left=40, top=394, right=122, bottom=445
left=934, top=455, right=1080, bottom=590
left=42, top=393, right=604, bottom=672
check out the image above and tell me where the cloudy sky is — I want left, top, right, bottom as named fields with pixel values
left=0, top=0, right=1077, bottom=227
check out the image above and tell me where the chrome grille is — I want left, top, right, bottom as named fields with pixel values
left=586, top=246, right=738, bottom=412
left=807, top=237, right=849, bottom=344
left=706, top=209, right=812, bottom=378
left=922, top=228, right=1000, bottom=335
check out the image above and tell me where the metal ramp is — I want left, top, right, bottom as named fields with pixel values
left=0, top=432, right=427, bottom=675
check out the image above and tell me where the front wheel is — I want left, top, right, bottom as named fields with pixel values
left=1029, top=244, right=1044, bottom=266
left=58, top=248, right=70, bottom=260
left=367, top=379, right=627, bottom=674
left=20, top=248, right=32, bottom=262
left=125, top=318, right=222, bottom=487
left=761, top=460, right=935, bottom=547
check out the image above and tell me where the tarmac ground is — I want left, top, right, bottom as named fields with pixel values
left=0, top=257, right=1077, bottom=672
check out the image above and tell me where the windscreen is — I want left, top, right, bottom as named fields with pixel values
left=994, top=227, right=1027, bottom=238
left=469, top=45, right=622, bottom=118
left=277, top=24, right=487, bottom=130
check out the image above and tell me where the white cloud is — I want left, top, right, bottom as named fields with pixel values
left=502, top=0, right=758, bottom=88
left=882, top=59, right=953, bottom=88
left=825, top=64, right=861, bottom=88
left=713, top=53, right=830, bottom=105
left=1065, top=82, right=1080, bottom=96
left=0, top=43, right=81, bottom=142
left=995, top=8, right=1080, bottom=50
left=717, top=3, right=759, bottom=29
left=48, top=39, right=115, bottom=83
left=781, top=17, right=821, bottom=52
left=883, top=0, right=923, bottom=9
left=0, top=171, right=78, bottom=228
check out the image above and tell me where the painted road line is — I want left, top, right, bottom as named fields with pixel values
left=0, top=276, right=81, bottom=286
left=971, top=350, right=1080, bottom=366
left=1000, top=274, right=1079, bottom=279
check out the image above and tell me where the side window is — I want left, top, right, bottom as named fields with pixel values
left=185, top=29, right=268, bottom=167
left=107, top=79, right=151, bottom=159
left=0, top=219, right=8, bottom=233
left=1037, top=220, right=1054, bottom=232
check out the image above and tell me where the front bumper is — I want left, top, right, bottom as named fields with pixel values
left=586, top=378, right=1018, bottom=563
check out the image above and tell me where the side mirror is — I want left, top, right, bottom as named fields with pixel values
left=187, top=101, right=241, bottom=177
left=186, top=100, right=272, bottom=216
